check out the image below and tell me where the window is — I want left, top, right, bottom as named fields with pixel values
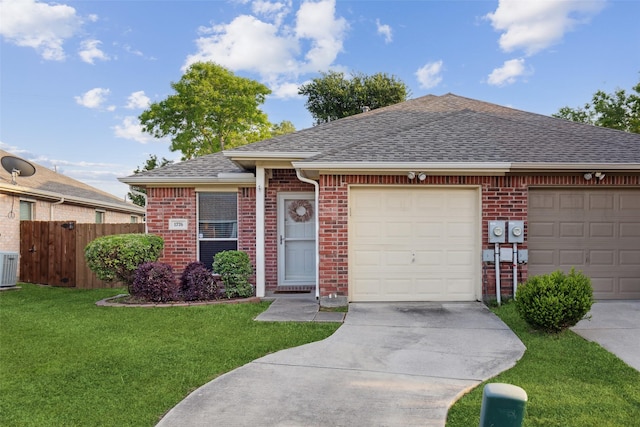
left=19, top=200, right=34, bottom=220
left=198, top=193, right=238, bottom=270
left=130, top=216, right=138, bottom=223
left=95, top=210, right=105, bottom=224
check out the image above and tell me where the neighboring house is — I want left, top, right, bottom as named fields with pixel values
left=120, top=94, right=640, bottom=305
left=0, top=149, right=145, bottom=261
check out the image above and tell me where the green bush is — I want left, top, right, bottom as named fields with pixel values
left=84, top=233, right=164, bottom=291
left=213, top=250, right=254, bottom=298
left=516, top=268, right=594, bottom=333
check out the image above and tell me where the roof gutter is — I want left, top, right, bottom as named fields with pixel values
left=118, top=175, right=256, bottom=186
left=295, top=168, right=320, bottom=301
left=50, top=196, right=64, bottom=220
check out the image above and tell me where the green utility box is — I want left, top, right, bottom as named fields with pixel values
left=479, top=383, right=527, bottom=427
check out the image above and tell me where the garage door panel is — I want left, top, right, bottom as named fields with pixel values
left=620, top=193, right=640, bottom=210
left=589, top=193, right=614, bottom=210
left=415, top=250, right=444, bottom=265
left=447, top=222, right=475, bottom=238
left=560, top=194, right=586, bottom=210
left=528, top=249, right=555, bottom=265
left=620, top=250, right=640, bottom=265
left=529, top=222, right=554, bottom=237
left=589, top=250, right=615, bottom=265
left=560, top=222, right=585, bottom=237
left=350, top=187, right=479, bottom=302
left=414, top=222, right=444, bottom=238
left=559, top=250, right=585, bottom=266
left=590, top=223, right=615, bottom=237
left=353, top=250, right=381, bottom=266
left=620, top=222, right=640, bottom=237
left=529, top=189, right=640, bottom=300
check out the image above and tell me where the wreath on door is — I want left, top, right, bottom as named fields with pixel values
left=288, top=200, right=313, bottom=223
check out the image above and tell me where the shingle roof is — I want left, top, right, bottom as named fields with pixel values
left=120, top=93, right=640, bottom=182
left=0, top=149, right=144, bottom=213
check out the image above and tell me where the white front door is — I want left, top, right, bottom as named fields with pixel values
left=278, top=193, right=316, bottom=285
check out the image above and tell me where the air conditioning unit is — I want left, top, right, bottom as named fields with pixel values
left=0, top=252, right=19, bottom=287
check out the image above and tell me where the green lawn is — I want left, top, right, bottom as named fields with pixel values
left=0, top=284, right=340, bottom=427
left=446, top=302, right=640, bottom=427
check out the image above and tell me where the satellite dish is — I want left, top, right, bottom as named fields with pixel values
left=1, top=155, right=37, bottom=184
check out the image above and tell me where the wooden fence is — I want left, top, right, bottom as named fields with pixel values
left=20, top=221, right=145, bottom=289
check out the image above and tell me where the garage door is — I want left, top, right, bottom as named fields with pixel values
left=528, top=189, right=640, bottom=300
left=349, top=187, right=480, bottom=302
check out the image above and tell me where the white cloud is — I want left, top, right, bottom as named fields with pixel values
left=415, top=60, right=444, bottom=89
left=113, top=116, right=156, bottom=143
left=75, top=88, right=113, bottom=110
left=295, top=0, right=348, bottom=72
left=185, top=0, right=348, bottom=79
left=0, top=0, right=83, bottom=60
left=270, top=81, right=302, bottom=99
left=125, top=91, right=151, bottom=109
left=251, top=0, right=292, bottom=26
left=376, top=19, right=392, bottom=44
left=485, top=0, right=606, bottom=56
left=487, top=58, right=527, bottom=86
left=78, top=39, right=110, bottom=64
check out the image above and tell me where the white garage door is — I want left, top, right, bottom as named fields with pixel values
left=349, top=187, right=480, bottom=302
left=528, top=189, right=640, bottom=300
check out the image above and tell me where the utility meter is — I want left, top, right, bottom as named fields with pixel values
left=488, top=221, right=506, bottom=243
left=508, top=221, right=525, bottom=243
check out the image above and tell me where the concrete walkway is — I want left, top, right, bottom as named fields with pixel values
left=157, top=300, right=525, bottom=427
left=572, top=301, right=640, bottom=372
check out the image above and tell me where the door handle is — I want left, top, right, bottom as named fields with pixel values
left=280, top=235, right=284, bottom=244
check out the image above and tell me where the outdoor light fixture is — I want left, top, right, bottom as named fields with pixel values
left=584, top=172, right=605, bottom=181
left=418, top=172, right=427, bottom=181
left=407, top=171, right=416, bottom=180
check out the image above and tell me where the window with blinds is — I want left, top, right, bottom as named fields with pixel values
left=198, top=192, right=238, bottom=269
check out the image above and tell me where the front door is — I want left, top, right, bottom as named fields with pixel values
left=278, top=193, right=316, bottom=285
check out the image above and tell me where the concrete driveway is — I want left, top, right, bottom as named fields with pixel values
left=156, top=302, right=525, bottom=427
left=572, top=301, right=640, bottom=372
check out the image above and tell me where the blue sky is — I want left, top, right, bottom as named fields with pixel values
left=1, top=0, right=638, bottom=199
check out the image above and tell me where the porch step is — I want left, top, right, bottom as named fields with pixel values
left=273, top=286, right=313, bottom=294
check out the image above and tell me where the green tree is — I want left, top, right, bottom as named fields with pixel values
left=298, top=71, right=409, bottom=124
left=128, top=154, right=173, bottom=207
left=271, top=120, right=296, bottom=136
left=553, top=78, right=640, bottom=134
left=139, top=62, right=273, bottom=159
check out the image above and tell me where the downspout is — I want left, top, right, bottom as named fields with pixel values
left=50, top=196, right=65, bottom=220
left=295, top=169, right=320, bottom=300
left=129, top=189, right=148, bottom=234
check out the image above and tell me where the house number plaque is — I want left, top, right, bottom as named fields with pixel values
left=169, top=219, right=188, bottom=230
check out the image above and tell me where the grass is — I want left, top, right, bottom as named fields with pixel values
left=446, top=302, right=640, bottom=427
left=0, top=284, right=340, bottom=427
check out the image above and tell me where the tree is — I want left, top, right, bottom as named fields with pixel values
left=271, top=120, right=296, bottom=136
left=139, top=62, right=273, bottom=159
left=128, top=154, right=173, bottom=207
left=553, top=79, right=640, bottom=134
left=298, top=71, right=409, bottom=124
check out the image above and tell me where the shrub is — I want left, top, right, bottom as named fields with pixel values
left=85, top=234, right=163, bottom=291
left=516, top=268, right=594, bottom=333
left=131, top=262, right=179, bottom=303
left=213, top=251, right=254, bottom=299
left=180, top=262, right=222, bottom=301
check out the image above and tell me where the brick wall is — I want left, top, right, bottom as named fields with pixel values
left=147, top=187, right=197, bottom=274
left=316, top=174, right=640, bottom=300
left=143, top=173, right=640, bottom=301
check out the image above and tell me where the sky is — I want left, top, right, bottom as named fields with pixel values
left=1, top=0, right=639, bottom=200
